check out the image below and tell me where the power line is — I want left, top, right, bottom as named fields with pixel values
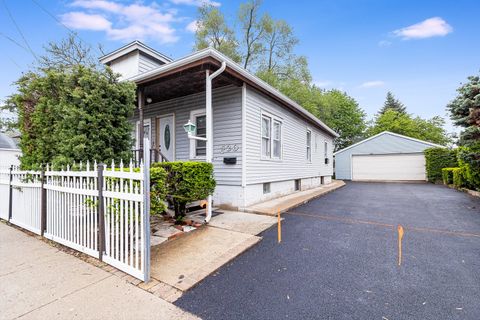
left=2, top=0, right=38, bottom=61
left=0, top=32, right=29, bottom=52
left=30, top=0, right=104, bottom=57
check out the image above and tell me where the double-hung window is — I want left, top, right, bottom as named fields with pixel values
left=324, top=141, right=328, bottom=159
left=261, top=113, right=282, bottom=160
left=189, top=109, right=206, bottom=159
left=261, top=115, right=271, bottom=158
left=306, top=129, right=312, bottom=162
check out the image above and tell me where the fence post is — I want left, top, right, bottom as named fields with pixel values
left=8, top=165, right=13, bottom=221
left=97, top=163, right=106, bottom=261
left=40, top=169, right=47, bottom=236
left=143, top=137, right=151, bottom=282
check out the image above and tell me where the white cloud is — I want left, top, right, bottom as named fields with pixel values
left=170, top=0, right=221, bottom=7
left=61, top=0, right=181, bottom=44
left=393, top=17, right=453, bottom=40
left=60, top=12, right=111, bottom=30
left=186, top=20, right=199, bottom=33
left=359, top=81, right=385, bottom=88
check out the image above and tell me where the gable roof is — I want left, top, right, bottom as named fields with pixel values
left=128, top=47, right=339, bottom=138
left=0, top=132, right=19, bottom=149
left=99, top=41, right=172, bottom=65
left=334, top=131, right=444, bottom=156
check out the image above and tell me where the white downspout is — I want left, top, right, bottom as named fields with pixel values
left=205, top=61, right=226, bottom=223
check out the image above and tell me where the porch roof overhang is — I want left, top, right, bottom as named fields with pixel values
left=129, top=48, right=339, bottom=138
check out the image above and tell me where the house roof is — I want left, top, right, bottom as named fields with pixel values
left=334, top=131, right=444, bottom=156
left=99, top=41, right=172, bottom=65
left=0, top=132, right=19, bottom=149
left=128, top=47, right=339, bottom=138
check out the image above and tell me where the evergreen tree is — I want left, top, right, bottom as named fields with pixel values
left=379, top=91, right=407, bottom=114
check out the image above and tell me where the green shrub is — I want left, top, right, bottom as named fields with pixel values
left=107, top=165, right=167, bottom=214
left=452, top=167, right=466, bottom=189
left=441, top=168, right=456, bottom=185
left=153, top=161, right=216, bottom=219
left=424, top=147, right=458, bottom=183
left=457, top=144, right=480, bottom=191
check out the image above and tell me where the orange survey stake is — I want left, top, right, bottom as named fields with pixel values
left=397, top=225, right=404, bottom=266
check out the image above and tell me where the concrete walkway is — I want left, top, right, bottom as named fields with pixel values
left=150, top=211, right=277, bottom=293
left=245, top=180, right=345, bottom=215
left=0, top=222, right=198, bottom=320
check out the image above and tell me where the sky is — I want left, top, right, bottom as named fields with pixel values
left=1, top=0, right=479, bottom=132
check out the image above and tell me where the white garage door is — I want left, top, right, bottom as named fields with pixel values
left=352, top=153, right=426, bottom=181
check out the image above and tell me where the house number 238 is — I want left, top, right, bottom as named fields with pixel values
left=220, top=144, right=239, bottom=153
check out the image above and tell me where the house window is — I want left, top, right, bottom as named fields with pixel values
left=306, top=129, right=312, bottom=162
left=189, top=109, right=206, bottom=159
left=294, top=179, right=301, bottom=191
left=261, top=113, right=282, bottom=160
left=261, top=115, right=271, bottom=158
left=263, top=182, right=271, bottom=194
left=195, top=115, right=206, bottom=156
left=324, top=141, right=328, bottom=158
left=273, top=120, right=281, bottom=159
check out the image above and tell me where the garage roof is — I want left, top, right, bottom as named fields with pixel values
left=334, top=131, right=444, bottom=156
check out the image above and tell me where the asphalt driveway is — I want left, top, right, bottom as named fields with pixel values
left=176, top=182, right=480, bottom=320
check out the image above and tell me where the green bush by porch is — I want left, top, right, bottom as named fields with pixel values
left=153, top=161, right=216, bottom=219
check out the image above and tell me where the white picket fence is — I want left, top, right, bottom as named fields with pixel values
left=0, top=159, right=150, bottom=282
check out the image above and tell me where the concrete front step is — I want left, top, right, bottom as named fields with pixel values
left=244, top=180, right=346, bottom=216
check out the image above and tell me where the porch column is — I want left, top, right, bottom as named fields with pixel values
left=138, top=87, right=145, bottom=162
left=205, top=70, right=213, bottom=222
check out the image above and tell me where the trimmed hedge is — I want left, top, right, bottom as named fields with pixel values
left=452, top=167, right=466, bottom=189
left=153, top=161, right=216, bottom=219
left=424, top=147, right=458, bottom=183
left=441, top=168, right=456, bottom=185
left=457, top=145, right=480, bottom=190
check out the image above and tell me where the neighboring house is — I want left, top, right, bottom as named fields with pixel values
left=0, top=132, right=21, bottom=166
left=334, top=131, right=442, bottom=181
left=100, top=41, right=337, bottom=210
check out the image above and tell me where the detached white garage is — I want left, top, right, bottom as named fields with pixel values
left=334, top=131, right=442, bottom=181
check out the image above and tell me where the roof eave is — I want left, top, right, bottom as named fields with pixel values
left=129, top=48, right=339, bottom=138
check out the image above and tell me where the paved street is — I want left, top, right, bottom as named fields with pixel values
left=176, top=182, right=480, bottom=320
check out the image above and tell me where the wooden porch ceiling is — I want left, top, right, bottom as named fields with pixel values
left=140, top=61, right=243, bottom=103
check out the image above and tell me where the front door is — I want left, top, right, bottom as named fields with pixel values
left=158, top=115, right=175, bottom=161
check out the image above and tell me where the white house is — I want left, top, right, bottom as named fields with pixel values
left=334, top=131, right=442, bottom=181
left=100, top=41, right=337, bottom=211
left=0, top=132, right=21, bottom=167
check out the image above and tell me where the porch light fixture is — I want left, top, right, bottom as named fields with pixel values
left=183, top=120, right=207, bottom=141
left=146, top=97, right=152, bottom=104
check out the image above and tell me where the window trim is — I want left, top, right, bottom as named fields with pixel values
left=260, top=111, right=283, bottom=161
left=261, top=114, right=271, bottom=159
left=306, top=128, right=312, bottom=163
left=189, top=108, right=206, bottom=160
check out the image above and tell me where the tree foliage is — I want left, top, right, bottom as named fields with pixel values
left=424, top=147, right=458, bottom=183
left=366, top=109, right=450, bottom=145
left=447, top=74, right=480, bottom=146
left=194, top=5, right=241, bottom=62
left=7, top=66, right=135, bottom=169
left=379, top=91, right=406, bottom=115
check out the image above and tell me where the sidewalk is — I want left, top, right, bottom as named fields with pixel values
left=244, top=180, right=345, bottom=215
left=0, top=222, right=198, bottom=320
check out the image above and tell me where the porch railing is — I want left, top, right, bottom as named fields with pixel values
left=131, top=148, right=169, bottom=166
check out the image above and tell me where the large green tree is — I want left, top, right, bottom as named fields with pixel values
left=6, top=67, right=135, bottom=169
left=447, top=74, right=480, bottom=146
left=366, top=109, right=450, bottom=145
left=194, top=5, right=241, bottom=62
left=2, top=36, right=136, bottom=169
left=379, top=91, right=407, bottom=115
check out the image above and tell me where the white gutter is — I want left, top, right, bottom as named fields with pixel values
left=128, top=48, right=339, bottom=138
left=205, top=61, right=227, bottom=223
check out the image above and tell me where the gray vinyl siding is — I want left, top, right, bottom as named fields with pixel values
left=245, top=85, right=334, bottom=185
left=334, top=133, right=437, bottom=180
left=138, top=52, right=164, bottom=73
left=133, top=85, right=242, bottom=186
